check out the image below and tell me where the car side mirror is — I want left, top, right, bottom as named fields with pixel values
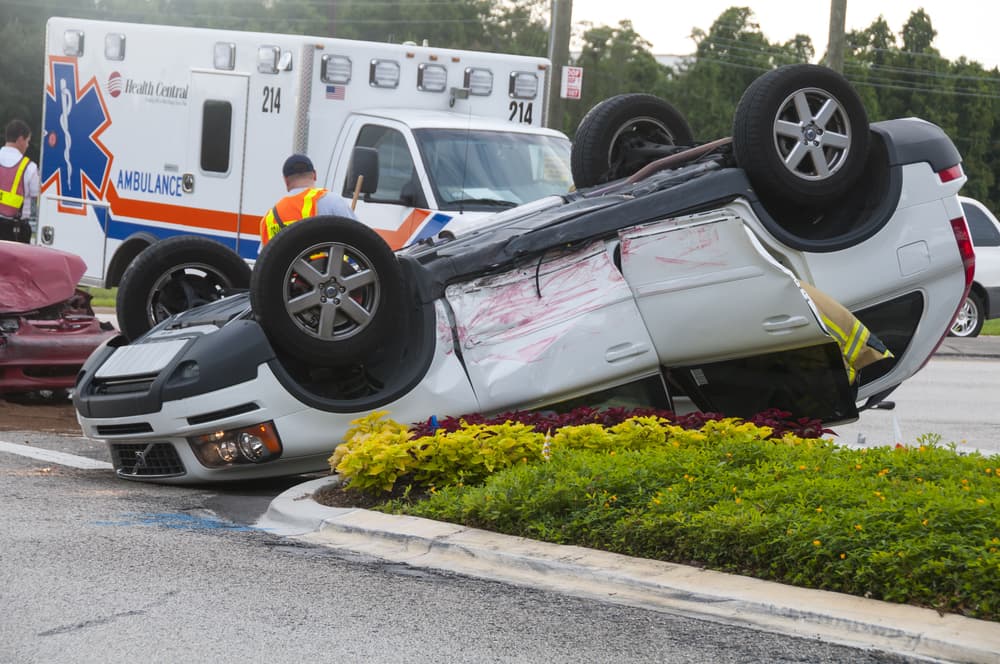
left=348, top=147, right=379, bottom=197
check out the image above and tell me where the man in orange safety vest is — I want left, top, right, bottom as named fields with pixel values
left=258, top=153, right=357, bottom=252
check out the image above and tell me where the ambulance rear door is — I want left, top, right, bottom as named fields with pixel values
left=183, top=70, right=251, bottom=258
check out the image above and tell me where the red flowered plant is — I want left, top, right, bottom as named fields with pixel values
left=410, top=407, right=832, bottom=440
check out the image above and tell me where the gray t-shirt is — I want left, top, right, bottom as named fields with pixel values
left=289, top=186, right=358, bottom=221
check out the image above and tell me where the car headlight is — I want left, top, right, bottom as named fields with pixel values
left=0, top=318, right=20, bottom=333
left=188, top=422, right=282, bottom=468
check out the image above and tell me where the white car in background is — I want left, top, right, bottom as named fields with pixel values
left=951, top=196, right=1000, bottom=337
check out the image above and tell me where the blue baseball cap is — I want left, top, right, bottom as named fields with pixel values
left=282, top=153, right=315, bottom=177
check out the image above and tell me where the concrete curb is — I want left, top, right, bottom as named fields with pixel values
left=258, top=476, right=1000, bottom=663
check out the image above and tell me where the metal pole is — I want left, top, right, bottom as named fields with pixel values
left=546, top=0, right=572, bottom=130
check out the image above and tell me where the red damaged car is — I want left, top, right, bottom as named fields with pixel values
left=0, top=241, right=116, bottom=398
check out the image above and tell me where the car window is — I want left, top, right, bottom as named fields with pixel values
left=344, top=124, right=419, bottom=205
left=962, top=201, right=1000, bottom=247
left=413, top=128, right=572, bottom=211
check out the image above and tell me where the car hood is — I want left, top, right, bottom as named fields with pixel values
left=0, top=241, right=88, bottom=314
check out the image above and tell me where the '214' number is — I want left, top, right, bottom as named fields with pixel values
left=262, top=86, right=281, bottom=113
left=509, top=101, right=533, bottom=124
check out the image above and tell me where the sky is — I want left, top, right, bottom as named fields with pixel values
left=569, top=1, right=998, bottom=70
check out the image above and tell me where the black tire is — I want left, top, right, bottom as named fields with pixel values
left=571, top=93, right=694, bottom=188
left=733, top=64, right=869, bottom=207
left=949, top=290, right=985, bottom=338
left=116, top=236, right=251, bottom=341
left=250, top=216, right=404, bottom=366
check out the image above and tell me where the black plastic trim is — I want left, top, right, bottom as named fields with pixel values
left=75, top=316, right=273, bottom=419
left=187, top=402, right=260, bottom=426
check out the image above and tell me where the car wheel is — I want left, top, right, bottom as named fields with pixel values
left=116, top=236, right=251, bottom=341
left=571, top=93, right=694, bottom=189
left=733, top=64, right=869, bottom=208
left=250, top=216, right=404, bottom=367
left=949, top=291, right=985, bottom=338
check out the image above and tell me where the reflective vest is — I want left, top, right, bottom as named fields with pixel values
left=259, top=187, right=328, bottom=247
left=801, top=281, right=893, bottom=384
left=0, top=156, right=29, bottom=218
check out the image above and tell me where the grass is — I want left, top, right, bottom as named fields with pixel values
left=983, top=319, right=1000, bottom=335
left=80, top=286, right=116, bottom=308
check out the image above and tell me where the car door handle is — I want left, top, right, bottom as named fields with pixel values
left=761, top=315, right=811, bottom=333
left=605, top=342, right=651, bottom=362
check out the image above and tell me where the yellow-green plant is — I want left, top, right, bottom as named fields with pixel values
left=330, top=412, right=812, bottom=497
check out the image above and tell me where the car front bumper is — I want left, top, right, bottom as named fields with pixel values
left=74, top=317, right=480, bottom=484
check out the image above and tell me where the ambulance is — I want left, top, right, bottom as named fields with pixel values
left=36, top=16, right=573, bottom=291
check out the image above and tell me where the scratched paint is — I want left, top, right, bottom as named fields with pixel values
left=448, top=240, right=630, bottom=351
left=621, top=217, right=731, bottom=271
left=434, top=299, right=455, bottom=356
left=446, top=239, right=658, bottom=411
left=94, top=512, right=254, bottom=531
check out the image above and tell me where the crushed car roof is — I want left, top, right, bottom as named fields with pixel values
left=0, top=241, right=88, bottom=314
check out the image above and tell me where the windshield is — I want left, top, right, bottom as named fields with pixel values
left=413, top=129, right=572, bottom=212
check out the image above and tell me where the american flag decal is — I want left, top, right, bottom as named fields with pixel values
left=325, top=85, right=345, bottom=100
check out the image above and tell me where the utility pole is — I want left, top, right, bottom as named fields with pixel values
left=546, top=0, right=573, bottom=131
left=825, top=0, right=847, bottom=72
left=327, top=1, right=336, bottom=37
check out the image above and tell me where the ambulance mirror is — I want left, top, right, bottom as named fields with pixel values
left=348, top=147, right=379, bottom=196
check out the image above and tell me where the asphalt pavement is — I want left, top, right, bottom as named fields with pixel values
left=934, top=334, right=1000, bottom=359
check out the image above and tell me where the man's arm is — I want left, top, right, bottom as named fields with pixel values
left=22, top=161, right=40, bottom=218
left=316, top=191, right=359, bottom=221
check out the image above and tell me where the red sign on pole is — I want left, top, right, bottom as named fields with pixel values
left=560, top=66, right=583, bottom=99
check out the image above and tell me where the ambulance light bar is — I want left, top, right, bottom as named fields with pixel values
left=370, top=59, right=400, bottom=88
left=418, top=64, right=448, bottom=93
left=509, top=71, right=538, bottom=100
left=258, top=46, right=280, bottom=73
left=464, top=67, right=493, bottom=96
left=214, top=42, right=236, bottom=71
left=321, top=55, right=352, bottom=85
left=105, top=33, right=126, bottom=61
left=63, top=30, right=84, bottom=57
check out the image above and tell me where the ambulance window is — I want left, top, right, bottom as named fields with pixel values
left=201, top=100, right=232, bottom=174
left=344, top=125, right=420, bottom=205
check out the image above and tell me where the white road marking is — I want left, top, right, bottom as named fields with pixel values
left=0, top=441, right=112, bottom=470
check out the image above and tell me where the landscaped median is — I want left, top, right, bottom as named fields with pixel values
left=320, top=407, right=999, bottom=622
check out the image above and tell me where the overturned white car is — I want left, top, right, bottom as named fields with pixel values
left=73, top=65, right=973, bottom=483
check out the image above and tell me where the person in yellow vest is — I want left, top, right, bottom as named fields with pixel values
left=0, top=119, right=40, bottom=243
left=258, top=153, right=357, bottom=252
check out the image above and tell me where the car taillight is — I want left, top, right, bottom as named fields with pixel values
left=922, top=216, right=978, bottom=370
left=938, top=164, right=964, bottom=183
left=949, top=216, right=976, bottom=287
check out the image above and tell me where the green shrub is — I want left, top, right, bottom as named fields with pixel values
left=390, top=433, right=999, bottom=620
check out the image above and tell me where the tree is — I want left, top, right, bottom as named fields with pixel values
left=662, top=7, right=813, bottom=139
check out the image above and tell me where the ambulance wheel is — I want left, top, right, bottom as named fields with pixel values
left=571, top=93, right=694, bottom=188
left=251, top=216, right=404, bottom=367
left=116, top=236, right=251, bottom=341
left=733, top=64, right=869, bottom=207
